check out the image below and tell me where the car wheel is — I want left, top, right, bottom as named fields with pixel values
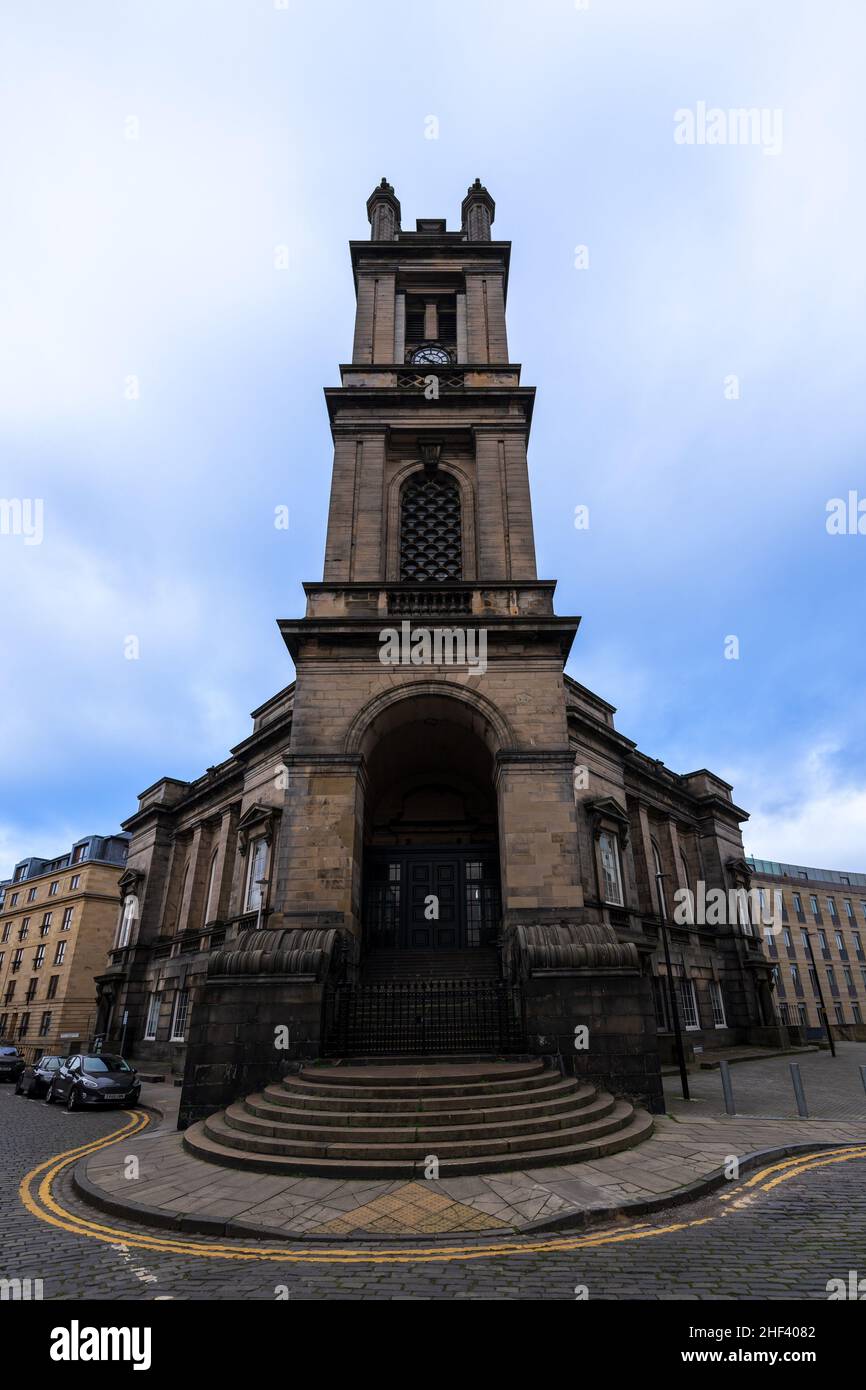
left=44, top=1082, right=56, bottom=1104
left=65, top=1086, right=79, bottom=1112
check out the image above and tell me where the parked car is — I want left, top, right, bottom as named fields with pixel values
left=15, top=1054, right=66, bottom=1098
left=0, top=1045, right=25, bottom=1083
left=45, top=1053, right=141, bottom=1110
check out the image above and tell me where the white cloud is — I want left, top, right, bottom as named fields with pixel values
left=737, top=743, right=866, bottom=872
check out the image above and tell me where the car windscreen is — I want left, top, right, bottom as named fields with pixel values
left=81, top=1056, right=133, bottom=1074
left=0, top=1047, right=19, bottom=1056
left=41, top=1058, right=63, bottom=1070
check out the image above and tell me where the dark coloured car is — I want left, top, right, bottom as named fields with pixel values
left=15, top=1053, right=66, bottom=1098
left=45, top=1053, right=141, bottom=1110
left=0, top=1045, right=25, bottom=1083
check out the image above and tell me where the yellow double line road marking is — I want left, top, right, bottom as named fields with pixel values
left=18, top=1115, right=866, bottom=1266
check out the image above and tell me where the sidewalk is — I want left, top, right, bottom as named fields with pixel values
left=72, top=1045, right=866, bottom=1242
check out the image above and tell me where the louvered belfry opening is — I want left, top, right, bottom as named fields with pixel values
left=399, top=470, right=462, bottom=582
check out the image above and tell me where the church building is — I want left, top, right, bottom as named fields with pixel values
left=95, top=182, right=781, bottom=1159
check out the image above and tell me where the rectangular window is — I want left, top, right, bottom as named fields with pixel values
left=854, top=1003, right=863, bottom=1024
left=808, top=965, right=818, bottom=991
left=797, top=1003, right=808, bottom=1027
left=46, top=976, right=59, bottom=1000
left=801, top=930, right=809, bottom=949
left=793, top=892, right=802, bottom=914
left=782, top=928, right=792, bottom=948
left=854, top=932, right=863, bottom=958
left=69, top=874, right=80, bottom=890
left=42, top=912, right=52, bottom=931
left=27, top=887, right=37, bottom=902
left=835, top=931, right=844, bottom=951
left=597, top=831, right=623, bottom=907
left=834, top=1003, right=845, bottom=1025
left=779, top=1002, right=791, bottom=1025
left=0, top=1014, right=6, bottom=1034
left=34, top=945, right=45, bottom=968
left=818, top=929, right=828, bottom=951
left=827, top=897, right=838, bottom=918
left=72, top=845, right=85, bottom=864
left=674, top=978, right=699, bottom=1030
left=25, top=978, right=37, bottom=1002
left=244, top=837, right=269, bottom=913
left=144, top=991, right=161, bottom=1041
left=39, top=1011, right=51, bottom=1037
left=12, top=949, right=23, bottom=972
left=845, top=899, right=854, bottom=918
left=53, top=942, right=66, bottom=966
left=843, top=966, right=853, bottom=989
left=791, top=964, right=802, bottom=993
left=1, top=924, right=9, bottom=942
left=709, top=980, right=727, bottom=1028
left=49, top=881, right=58, bottom=897
left=61, top=907, right=73, bottom=931
left=826, top=966, right=838, bottom=995
left=10, top=893, right=19, bottom=906
left=18, top=919, right=29, bottom=940
left=19, top=1012, right=30, bottom=1037
left=810, top=896, right=819, bottom=917
left=170, top=988, right=190, bottom=1042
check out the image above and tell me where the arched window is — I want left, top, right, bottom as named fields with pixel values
left=400, top=470, right=462, bottom=581
left=203, top=850, right=219, bottom=926
left=175, top=861, right=190, bottom=932
left=651, top=839, right=667, bottom=917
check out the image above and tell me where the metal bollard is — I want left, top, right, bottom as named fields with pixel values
left=790, top=1061, right=808, bottom=1117
left=719, top=1059, right=736, bottom=1115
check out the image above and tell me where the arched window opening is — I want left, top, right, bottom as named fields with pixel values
left=400, top=470, right=462, bottom=582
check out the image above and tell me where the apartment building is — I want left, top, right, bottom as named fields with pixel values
left=0, top=833, right=129, bottom=1063
left=748, top=857, right=866, bottom=1039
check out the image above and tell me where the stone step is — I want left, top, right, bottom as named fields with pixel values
left=224, top=1088, right=614, bottom=1145
left=251, top=1081, right=594, bottom=1125
left=183, top=1108, right=655, bottom=1180
left=202, top=1094, right=631, bottom=1162
left=262, top=1075, right=575, bottom=1114
left=280, top=1061, right=550, bottom=1103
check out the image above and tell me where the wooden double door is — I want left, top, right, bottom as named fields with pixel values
left=364, top=847, right=501, bottom=950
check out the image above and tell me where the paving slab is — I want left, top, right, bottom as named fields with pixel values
left=74, top=1043, right=866, bottom=1241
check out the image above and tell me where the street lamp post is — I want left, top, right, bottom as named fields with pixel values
left=655, top=869, right=690, bottom=1101
left=803, top=928, right=836, bottom=1058
left=255, top=879, right=269, bottom=932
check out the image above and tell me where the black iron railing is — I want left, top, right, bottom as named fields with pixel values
left=324, top=978, right=524, bottom=1056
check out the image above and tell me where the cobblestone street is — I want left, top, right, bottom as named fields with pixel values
left=3, top=1082, right=866, bottom=1301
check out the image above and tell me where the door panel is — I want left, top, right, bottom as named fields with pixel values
left=364, top=848, right=501, bottom=950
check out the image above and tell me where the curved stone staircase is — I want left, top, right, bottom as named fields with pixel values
left=183, top=1060, right=653, bottom=1178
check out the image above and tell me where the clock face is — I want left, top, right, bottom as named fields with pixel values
left=411, top=345, right=451, bottom=366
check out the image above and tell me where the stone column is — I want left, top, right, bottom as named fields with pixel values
left=271, top=753, right=366, bottom=937
left=495, top=751, right=584, bottom=924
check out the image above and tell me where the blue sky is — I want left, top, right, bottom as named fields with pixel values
left=2, top=0, right=865, bottom=874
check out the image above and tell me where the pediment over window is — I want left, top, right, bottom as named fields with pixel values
left=237, top=804, right=279, bottom=857
left=585, top=796, right=631, bottom=846
left=726, top=856, right=753, bottom=884
left=117, top=867, right=144, bottom=899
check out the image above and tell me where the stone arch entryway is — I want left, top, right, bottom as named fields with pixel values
left=325, top=684, right=524, bottom=1054
left=352, top=687, right=505, bottom=961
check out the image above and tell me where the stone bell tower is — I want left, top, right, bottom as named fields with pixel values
left=179, top=180, right=663, bottom=1125
left=273, top=179, right=591, bottom=943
